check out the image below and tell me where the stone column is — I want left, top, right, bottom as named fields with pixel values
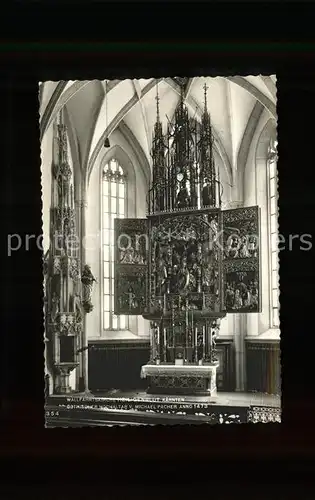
left=56, top=365, right=73, bottom=394
left=74, top=199, right=82, bottom=392
left=239, top=313, right=246, bottom=391
left=234, top=313, right=246, bottom=392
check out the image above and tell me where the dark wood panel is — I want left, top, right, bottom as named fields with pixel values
left=88, top=342, right=150, bottom=392
left=246, top=342, right=281, bottom=395
left=60, top=336, right=75, bottom=363
left=216, top=339, right=235, bottom=392
left=88, top=340, right=235, bottom=393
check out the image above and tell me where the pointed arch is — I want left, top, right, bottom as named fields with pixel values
left=40, top=80, right=120, bottom=143
left=99, top=144, right=136, bottom=187
left=118, top=121, right=151, bottom=186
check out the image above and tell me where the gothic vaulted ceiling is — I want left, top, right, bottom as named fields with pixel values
left=39, top=76, right=277, bottom=181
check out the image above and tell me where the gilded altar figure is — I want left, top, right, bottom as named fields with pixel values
left=127, top=286, right=138, bottom=310
left=211, top=321, right=219, bottom=362
left=209, top=268, right=219, bottom=295
left=202, top=178, right=212, bottom=206
left=176, top=182, right=190, bottom=209
left=120, top=242, right=146, bottom=265
left=165, top=246, right=172, bottom=265
left=170, top=265, right=179, bottom=293
left=150, top=321, right=160, bottom=362
left=177, top=257, right=190, bottom=293
left=156, top=256, right=168, bottom=294
left=226, top=236, right=239, bottom=259
left=247, top=235, right=258, bottom=258
left=202, top=266, right=211, bottom=292
left=233, top=289, right=243, bottom=309
left=62, top=167, right=71, bottom=203
left=134, top=251, right=144, bottom=264
left=81, top=264, right=96, bottom=310
left=119, top=286, right=139, bottom=310
left=51, top=292, right=59, bottom=322
left=172, top=248, right=181, bottom=267
left=249, top=282, right=259, bottom=309
left=120, top=246, right=135, bottom=264
left=196, top=243, right=203, bottom=266
left=156, top=185, right=165, bottom=212
left=81, top=264, right=96, bottom=288
left=57, top=161, right=72, bottom=206
left=239, top=282, right=250, bottom=307
left=239, top=236, right=249, bottom=258
left=73, top=292, right=83, bottom=322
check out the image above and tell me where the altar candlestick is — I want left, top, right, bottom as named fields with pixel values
left=163, top=328, right=167, bottom=362
left=195, top=327, right=198, bottom=363
left=66, top=269, right=69, bottom=312
left=185, top=301, right=188, bottom=347
left=150, top=327, right=154, bottom=361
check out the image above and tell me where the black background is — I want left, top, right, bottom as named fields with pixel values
left=1, top=1, right=315, bottom=495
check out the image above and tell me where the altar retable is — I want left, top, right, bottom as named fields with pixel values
left=114, top=79, right=261, bottom=397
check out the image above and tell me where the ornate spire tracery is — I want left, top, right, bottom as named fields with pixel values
left=45, top=112, right=82, bottom=395
left=149, top=78, right=220, bottom=214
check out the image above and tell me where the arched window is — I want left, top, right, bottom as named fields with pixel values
left=102, top=158, right=128, bottom=330
left=268, top=139, right=279, bottom=328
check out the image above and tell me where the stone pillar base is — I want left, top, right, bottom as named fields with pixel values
left=55, top=385, right=72, bottom=394
left=54, top=362, right=79, bottom=395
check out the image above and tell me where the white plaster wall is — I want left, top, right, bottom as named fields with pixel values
left=41, top=122, right=56, bottom=393
left=219, top=153, right=241, bottom=337
left=85, top=146, right=101, bottom=338
left=41, top=123, right=54, bottom=255
left=243, top=111, right=277, bottom=336
left=86, top=128, right=149, bottom=340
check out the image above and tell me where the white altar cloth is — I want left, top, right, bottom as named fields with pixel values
left=140, top=363, right=219, bottom=379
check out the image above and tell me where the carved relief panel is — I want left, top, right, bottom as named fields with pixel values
left=148, top=209, right=223, bottom=316
left=222, top=206, right=261, bottom=313
left=114, top=218, right=148, bottom=315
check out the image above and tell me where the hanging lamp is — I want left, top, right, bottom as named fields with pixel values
left=104, top=79, right=110, bottom=148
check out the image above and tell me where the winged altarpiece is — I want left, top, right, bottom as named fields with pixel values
left=114, top=80, right=261, bottom=396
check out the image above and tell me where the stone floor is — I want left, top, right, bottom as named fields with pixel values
left=90, top=389, right=281, bottom=407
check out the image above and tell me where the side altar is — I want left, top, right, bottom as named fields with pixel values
left=114, top=79, right=261, bottom=397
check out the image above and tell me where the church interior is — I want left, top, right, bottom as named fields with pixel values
left=41, top=76, right=280, bottom=426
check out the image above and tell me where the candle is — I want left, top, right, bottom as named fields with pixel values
left=163, top=328, right=167, bottom=363
left=195, top=327, right=198, bottom=363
